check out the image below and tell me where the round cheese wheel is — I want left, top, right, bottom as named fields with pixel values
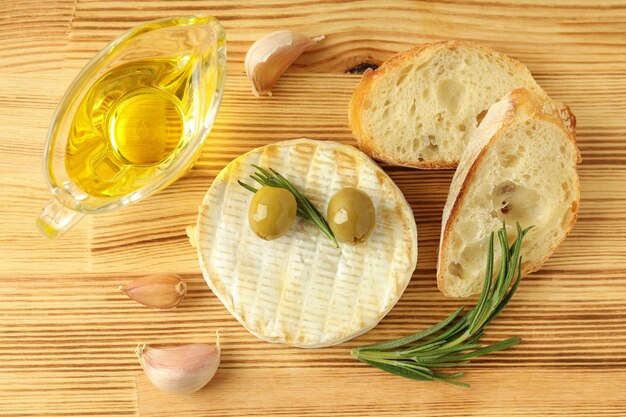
left=194, top=139, right=417, bottom=347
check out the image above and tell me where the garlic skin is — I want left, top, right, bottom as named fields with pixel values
left=137, top=338, right=221, bottom=395
left=120, top=274, right=187, bottom=310
left=245, top=30, right=324, bottom=96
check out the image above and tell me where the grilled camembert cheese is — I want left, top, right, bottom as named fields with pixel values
left=192, top=139, right=418, bottom=347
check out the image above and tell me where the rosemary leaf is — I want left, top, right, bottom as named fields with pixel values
left=468, top=232, right=495, bottom=334
left=358, top=358, right=435, bottom=382
left=352, top=222, right=530, bottom=387
left=354, top=306, right=465, bottom=353
left=239, top=165, right=339, bottom=248
left=415, top=361, right=470, bottom=368
left=237, top=180, right=258, bottom=193
left=422, top=337, right=521, bottom=364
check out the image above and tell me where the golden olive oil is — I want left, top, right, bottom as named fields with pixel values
left=64, top=55, right=204, bottom=197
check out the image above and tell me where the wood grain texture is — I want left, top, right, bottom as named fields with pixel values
left=0, top=0, right=78, bottom=73
left=136, top=368, right=626, bottom=416
left=1, top=1, right=626, bottom=416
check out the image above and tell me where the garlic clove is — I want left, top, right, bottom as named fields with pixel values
left=137, top=335, right=221, bottom=395
left=245, top=30, right=324, bottom=97
left=120, top=274, right=187, bottom=310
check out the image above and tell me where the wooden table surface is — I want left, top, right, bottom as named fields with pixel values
left=2, top=1, right=626, bottom=416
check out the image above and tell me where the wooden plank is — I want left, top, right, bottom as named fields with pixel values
left=136, top=367, right=626, bottom=416
left=0, top=0, right=77, bottom=73
left=1, top=273, right=624, bottom=375
left=0, top=373, right=137, bottom=417
left=0, top=72, right=92, bottom=274
left=84, top=165, right=626, bottom=274
left=64, top=0, right=626, bottom=73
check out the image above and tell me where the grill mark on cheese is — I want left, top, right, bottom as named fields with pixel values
left=294, top=143, right=328, bottom=344
left=195, top=139, right=417, bottom=347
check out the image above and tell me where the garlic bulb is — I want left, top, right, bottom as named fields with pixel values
left=137, top=335, right=221, bottom=395
left=120, top=274, right=186, bottom=310
left=245, top=30, right=324, bottom=96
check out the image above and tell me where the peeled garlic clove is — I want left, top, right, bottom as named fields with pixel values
left=137, top=337, right=221, bottom=395
left=120, top=274, right=186, bottom=310
left=245, top=30, right=324, bottom=96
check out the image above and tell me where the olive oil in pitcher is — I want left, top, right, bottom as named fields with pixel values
left=38, top=15, right=226, bottom=238
left=64, top=55, right=205, bottom=198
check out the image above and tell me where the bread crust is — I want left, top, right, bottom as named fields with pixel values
left=437, top=89, right=581, bottom=297
left=348, top=40, right=548, bottom=169
left=349, top=42, right=456, bottom=169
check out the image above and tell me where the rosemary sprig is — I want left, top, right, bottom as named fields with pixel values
left=352, top=222, right=532, bottom=387
left=238, top=165, right=339, bottom=248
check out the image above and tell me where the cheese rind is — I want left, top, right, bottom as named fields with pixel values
left=194, top=139, right=418, bottom=348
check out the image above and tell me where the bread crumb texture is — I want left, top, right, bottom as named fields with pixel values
left=438, top=90, right=580, bottom=297
left=352, top=41, right=547, bottom=167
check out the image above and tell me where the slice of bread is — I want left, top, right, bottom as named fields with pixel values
left=349, top=41, right=549, bottom=169
left=437, top=89, right=580, bottom=298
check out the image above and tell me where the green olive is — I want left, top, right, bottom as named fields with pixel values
left=327, top=187, right=376, bottom=244
left=248, top=186, right=297, bottom=240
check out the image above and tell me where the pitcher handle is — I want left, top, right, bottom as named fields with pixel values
left=36, top=199, right=85, bottom=239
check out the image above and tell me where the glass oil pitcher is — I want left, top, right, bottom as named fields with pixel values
left=37, top=16, right=226, bottom=238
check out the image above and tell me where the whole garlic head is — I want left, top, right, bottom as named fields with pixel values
left=244, top=30, right=324, bottom=97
